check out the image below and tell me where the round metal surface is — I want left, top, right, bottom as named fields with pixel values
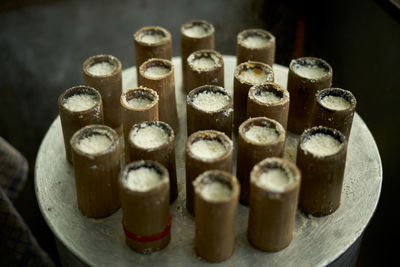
left=35, top=56, right=382, bottom=266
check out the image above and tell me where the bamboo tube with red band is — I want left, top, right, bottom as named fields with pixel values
left=119, top=160, right=170, bottom=253
left=122, top=215, right=172, bottom=243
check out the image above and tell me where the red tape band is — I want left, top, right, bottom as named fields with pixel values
left=122, top=216, right=172, bottom=243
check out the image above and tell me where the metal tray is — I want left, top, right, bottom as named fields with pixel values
left=35, top=55, right=382, bottom=266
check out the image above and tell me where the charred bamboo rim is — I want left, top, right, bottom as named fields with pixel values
left=180, top=20, right=214, bottom=39
left=134, top=26, right=171, bottom=46
left=234, top=61, right=274, bottom=85
left=237, top=28, right=275, bottom=49
left=299, top=126, right=347, bottom=159
left=139, top=58, right=173, bottom=80
left=193, top=170, right=239, bottom=203
left=187, top=85, right=232, bottom=114
left=120, top=87, right=159, bottom=111
left=129, top=121, right=174, bottom=152
left=250, top=157, right=300, bottom=193
left=289, top=57, right=332, bottom=81
left=248, top=82, right=289, bottom=106
left=70, top=124, right=118, bottom=158
left=187, top=49, right=223, bottom=72
left=58, top=85, right=102, bottom=115
left=120, top=160, right=169, bottom=194
left=186, top=130, right=233, bottom=163
left=239, top=117, right=285, bottom=146
left=82, top=54, right=122, bottom=78
left=316, top=88, right=357, bottom=112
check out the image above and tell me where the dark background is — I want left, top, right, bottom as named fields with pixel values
left=1, top=0, right=398, bottom=266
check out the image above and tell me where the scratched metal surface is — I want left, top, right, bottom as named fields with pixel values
left=35, top=56, right=382, bottom=266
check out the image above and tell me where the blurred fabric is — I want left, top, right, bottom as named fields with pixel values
left=0, top=137, right=54, bottom=267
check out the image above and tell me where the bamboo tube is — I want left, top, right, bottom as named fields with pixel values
left=120, top=87, right=159, bottom=163
left=138, top=58, right=178, bottom=132
left=237, top=117, right=286, bottom=205
left=248, top=157, right=300, bottom=252
left=186, top=49, right=224, bottom=93
left=193, top=170, right=240, bottom=262
left=120, top=160, right=170, bottom=253
left=233, top=61, right=274, bottom=132
left=287, top=57, right=332, bottom=134
left=187, top=85, right=233, bottom=137
left=247, top=82, right=290, bottom=130
left=70, top=124, right=120, bottom=218
left=297, top=126, right=347, bottom=216
left=82, top=54, right=122, bottom=133
left=311, top=88, right=356, bottom=140
left=128, top=121, right=177, bottom=203
left=180, top=20, right=215, bottom=90
left=236, top=28, right=276, bottom=67
left=134, top=26, right=172, bottom=81
left=58, top=85, right=104, bottom=163
left=185, top=130, right=233, bottom=215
